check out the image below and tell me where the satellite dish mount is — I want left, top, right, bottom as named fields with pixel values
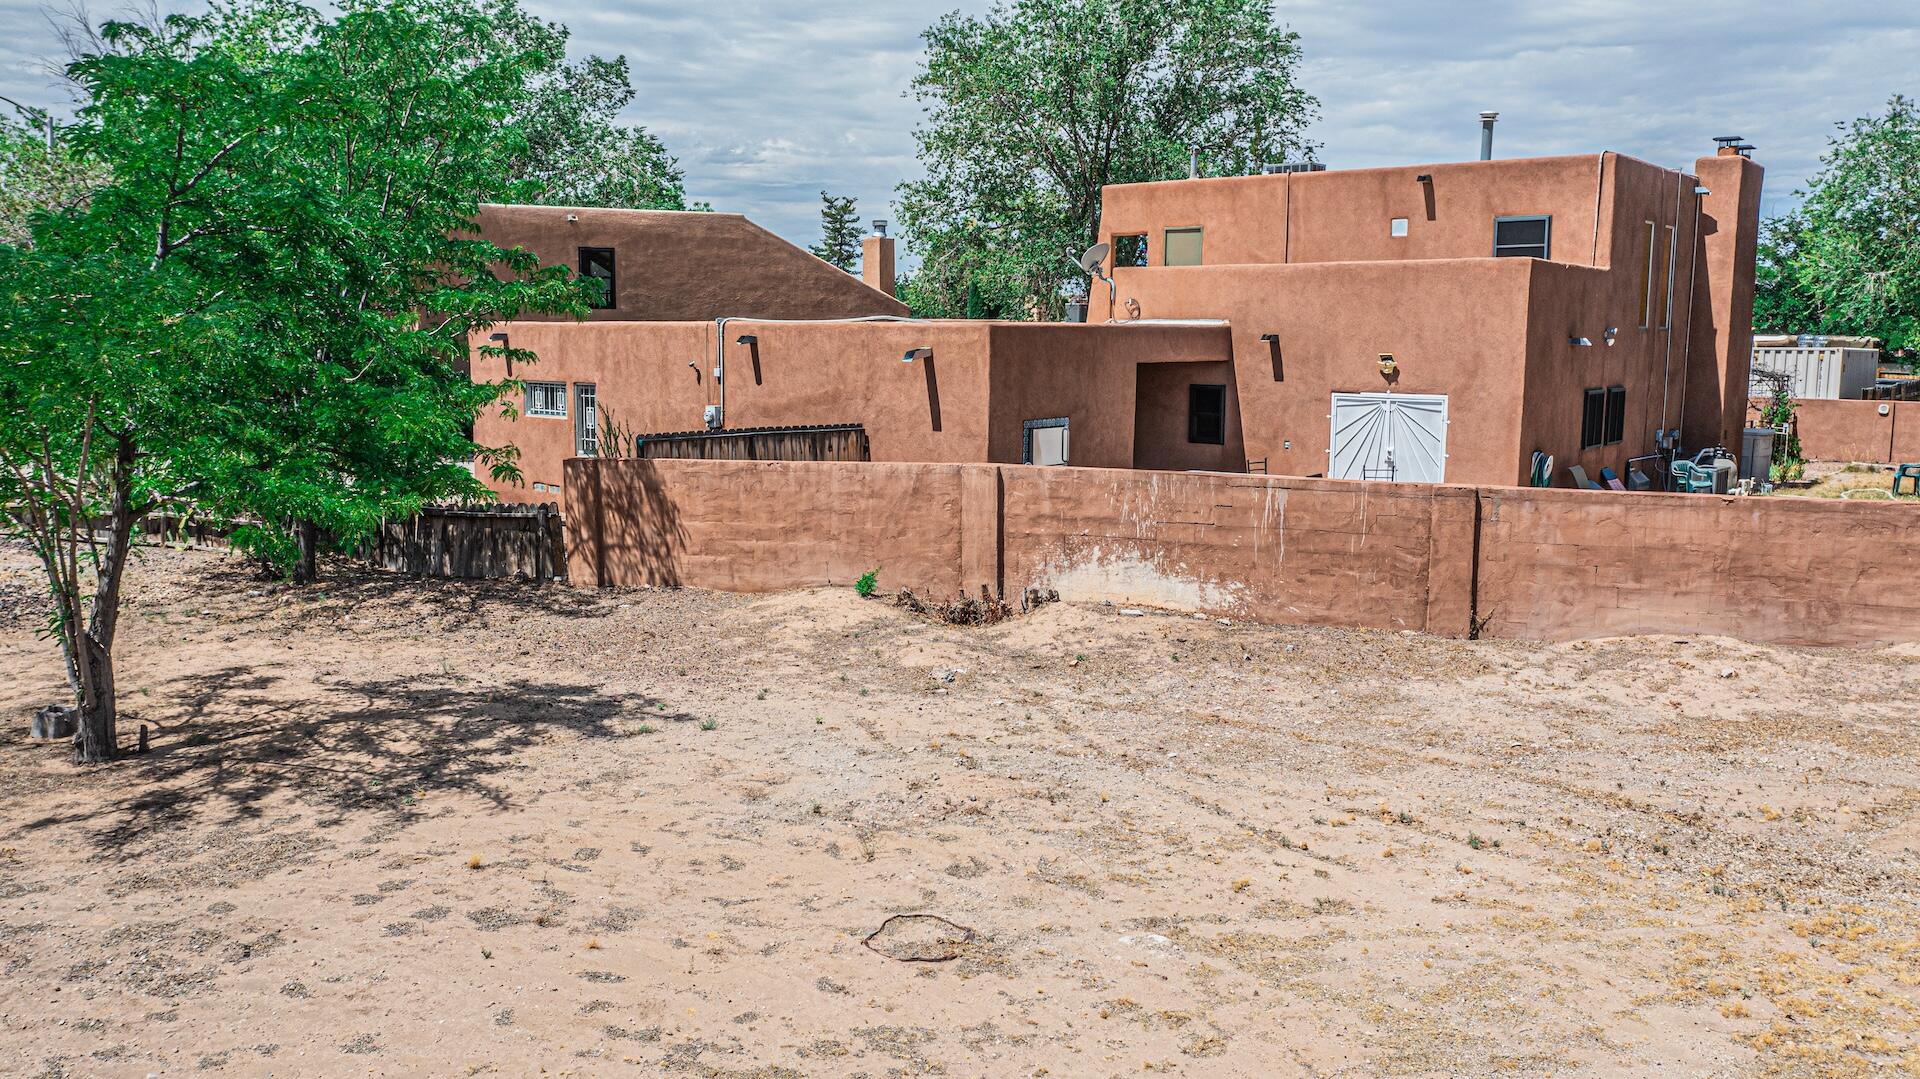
left=1071, top=243, right=1115, bottom=318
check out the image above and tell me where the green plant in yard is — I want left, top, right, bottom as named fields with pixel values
left=0, top=0, right=600, bottom=761
left=855, top=567, right=881, bottom=597
left=698, top=718, right=718, bottom=731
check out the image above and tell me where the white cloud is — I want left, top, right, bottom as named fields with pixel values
left=3, top=0, right=1912, bottom=247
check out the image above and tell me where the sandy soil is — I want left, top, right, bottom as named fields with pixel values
left=1, top=543, right=1917, bottom=1078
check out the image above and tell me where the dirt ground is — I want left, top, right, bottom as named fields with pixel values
left=1, top=544, right=1917, bottom=1078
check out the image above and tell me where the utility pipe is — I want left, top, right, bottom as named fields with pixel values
left=708, top=315, right=929, bottom=429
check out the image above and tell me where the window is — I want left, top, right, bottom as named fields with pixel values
left=1022, top=417, right=1070, bottom=465
left=1163, top=227, right=1203, bottom=266
left=1580, top=386, right=1626, bottom=449
left=1390, top=217, right=1409, bottom=238
left=1188, top=384, right=1226, bottom=444
left=1638, top=221, right=1655, bottom=327
left=525, top=381, right=567, bottom=418
left=1493, top=215, right=1551, bottom=259
left=1605, top=385, right=1626, bottom=445
left=1581, top=388, right=1606, bottom=450
left=579, top=246, right=616, bottom=309
left=1662, top=224, right=1677, bottom=329
left=574, top=383, right=598, bottom=456
left=1113, top=234, right=1149, bottom=267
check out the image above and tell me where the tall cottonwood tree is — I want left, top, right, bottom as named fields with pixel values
left=1756, top=95, right=1920, bottom=349
left=0, top=0, right=594, bottom=762
left=896, top=0, right=1316, bottom=319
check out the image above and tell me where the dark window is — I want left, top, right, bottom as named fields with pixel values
left=1580, top=387, right=1606, bottom=449
left=1493, top=215, right=1551, bottom=259
left=1188, top=384, right=1227, bottom=444
left=579, top=247, right=616, bottom=309
left=1604, top=385, right=1626, bottom=445
left=1113, top=234, right=1149, bottom=267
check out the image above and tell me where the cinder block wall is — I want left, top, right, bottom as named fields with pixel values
left=564, top=458, right=1920, bottom=647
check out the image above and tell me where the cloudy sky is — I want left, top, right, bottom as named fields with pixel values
left=3, top=0, right=1914, bottom=252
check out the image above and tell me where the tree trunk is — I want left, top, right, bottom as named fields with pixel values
left=73, top=436, right=138, bottom=765
left=293, top=518, right=319, bottom=585
left=73, top=634, right=117, bottom=763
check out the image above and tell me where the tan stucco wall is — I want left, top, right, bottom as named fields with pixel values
left=471, top=320, right=1236, bottom=504
left=1094, top=153, right=1761, bottom=486
left=472, top=204, right=908, bottom=322
left=560, top=455, right=1920, bottom=641
left=565, top=459, right=1920, bottom=647
left=1093, top=259, right=1536, bottom=485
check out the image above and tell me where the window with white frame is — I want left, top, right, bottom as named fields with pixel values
left=525, top=381, right=567, bottom=418
left=574, top=383, right=598, bottom=456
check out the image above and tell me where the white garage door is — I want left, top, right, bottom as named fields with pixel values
left=1328, top=393, right=1449, bottom=483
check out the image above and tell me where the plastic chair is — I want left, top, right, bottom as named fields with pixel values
left=1670, top=460, right=1715, bottom=494
left=1894, top=463, right=1920, bottom=496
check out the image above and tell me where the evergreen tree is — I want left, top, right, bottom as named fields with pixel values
left=810, top=190, right=862, bottom=272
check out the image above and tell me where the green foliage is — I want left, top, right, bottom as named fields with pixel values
left=810, top=190, right=861, bottom=272
left=1755, top=95, right=1920, bottom=349
left=0, top=0, right=600, bottom=757
left=0, top=105, right=108, bottom=247
left=511, top=44, right=688, bottom=210
left=855, top=567, right=881, bottom=597
left=897, top=0, right=1316, bottom=320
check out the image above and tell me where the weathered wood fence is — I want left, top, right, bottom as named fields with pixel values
left=634, top=423, right=870, bottom=462
left=368, top=503, right=566, bottom=582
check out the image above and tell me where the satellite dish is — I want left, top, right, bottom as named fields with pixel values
left=1076, top=243, right=1110, bottom=275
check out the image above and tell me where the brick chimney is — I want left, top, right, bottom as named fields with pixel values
left=862, top=221, right=895, bottom=298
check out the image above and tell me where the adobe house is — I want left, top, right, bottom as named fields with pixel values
left=472, top=204, right=908, bottom=321
left=471, top=318, right=1237, bottom=502
left=1093, top=146, right=1764, bottom=486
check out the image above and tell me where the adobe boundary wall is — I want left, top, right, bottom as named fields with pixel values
left=1747, top=396, right=1920, bottom=465
left=565, top=458, right=1920, bottom=647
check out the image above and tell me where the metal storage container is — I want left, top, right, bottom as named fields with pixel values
left=1749, top=346, right=1881, bottom=399
left=1740, top=427, right=1774, bottom=483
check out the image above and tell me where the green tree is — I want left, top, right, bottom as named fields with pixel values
left=0, top=103, right=107, bottom=246
left=0, top=0, right=592, bottom=762
left=896, top=0, right=1316, bottom=319
left=512, top=46, right=689, bottom=210
left=1755, top=95, right=1920, bottom=349
left=810, top=190, right=861, bottom=272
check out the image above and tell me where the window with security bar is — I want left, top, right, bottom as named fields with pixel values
left=574, top=383, right=598, bottom=456
left=525, top=381, right=567, bottom=418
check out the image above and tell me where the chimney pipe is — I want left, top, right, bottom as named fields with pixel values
left=1188, top=147, right=1198, bottom=179
left=1479, top=111, right=1499, bottom=160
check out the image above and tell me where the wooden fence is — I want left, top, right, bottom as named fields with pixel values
left=634, top=423, right=870, bottom=462
left=368, top=503, right=565, bottom=582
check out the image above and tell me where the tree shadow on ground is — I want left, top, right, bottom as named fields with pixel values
left=197, top=555, right=619, bottom=629
left=13, top=664, right=697, bottom=852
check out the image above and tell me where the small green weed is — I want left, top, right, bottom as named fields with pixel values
left=854, top=568, right=881, bottom=597
left=699, top=718, right=718, bottom=731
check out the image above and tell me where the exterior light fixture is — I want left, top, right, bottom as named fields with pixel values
left=902, top=347, right=933, bottom=364
left=735, top=334, right=757, bottom=346
left=1603, top=327, right=1619, bottom=346
left=1694, top=186, right=1712, bottom=196
left=565, top=213, right=579, bottom=223
left=1377, top=353, right=1397, bottom=376
left=1569, top=336, right=1593, bottom=347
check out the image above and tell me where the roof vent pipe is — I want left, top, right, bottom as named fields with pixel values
left=1479, top=111, right=1499, bottom=161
